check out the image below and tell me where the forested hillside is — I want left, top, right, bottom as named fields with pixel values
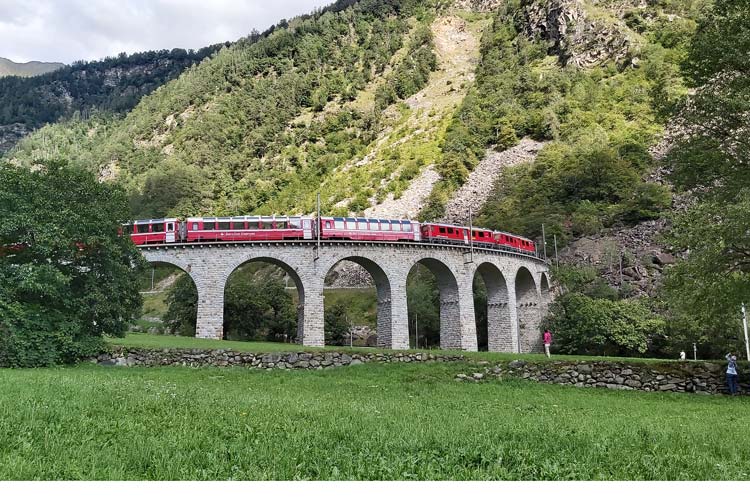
left=0, top=45, right=226, bottom=153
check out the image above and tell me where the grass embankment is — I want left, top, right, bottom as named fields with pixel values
left=109, top=333, right=690, bottom=365
left=1, top=362, right=748, bottom=480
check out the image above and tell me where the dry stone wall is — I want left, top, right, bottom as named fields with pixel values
left=95, top=346, right=463, bottom=369
left=460, top=359, right=749, bottom=396
left=96, top=346, right=746, bottom=396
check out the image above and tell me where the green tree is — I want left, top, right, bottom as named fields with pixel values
left=664, top=0, right=750, bottom=356
left=325, top=302, right=351, bottom=346
left=544, top=293, right=665, bottom=357
left=407, top=266, right=440, bottom=348
left=164, top=274, right=198, bottom=336
left=0, top=160, right=144, bottom=367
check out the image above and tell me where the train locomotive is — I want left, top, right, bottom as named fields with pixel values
left=123, top=215, right=538, bottom=256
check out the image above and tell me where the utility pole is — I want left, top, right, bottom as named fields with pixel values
left=315, top=192, right=321, bottom=261
left=415, top=312, right=419, bottom=350
left=553, top=234, right=559, bottom=270
left=743, top=304, right=750, bottom=361
left=693, top=342, right=697, bottom=361
left=542, top=224, right=547, bottom=261
left=151, top=267, right=155, bottom=290
left=468, top=207, right=474, bottom=263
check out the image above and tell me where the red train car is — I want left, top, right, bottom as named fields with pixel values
left=494, top=231, right=536, bottom=255
left=319, top=217, right=420, bottom=242
left=185, top=216, right=313, bottom=242
left=124, top=218, right=180, bottom=245
left=421, top=223, right=468, bottom=245
left=470, top=227, right=496, bottom=248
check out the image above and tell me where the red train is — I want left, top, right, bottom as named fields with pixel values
left=123, top=216, right=538, bottom=256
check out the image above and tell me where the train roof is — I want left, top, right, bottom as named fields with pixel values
left=126, top=218, right=178, bottom=224
left=186, top=215, right=309, bottom=221
left=325, top=217, right=413, bottom=223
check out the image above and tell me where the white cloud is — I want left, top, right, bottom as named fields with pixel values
left=0, top=0, right=331, bottom=63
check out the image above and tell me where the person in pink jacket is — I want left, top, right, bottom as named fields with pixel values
left=543, top=330, right=553, bottom=358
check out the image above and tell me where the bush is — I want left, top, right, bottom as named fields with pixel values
left=544, top=293, right=666, bottom=357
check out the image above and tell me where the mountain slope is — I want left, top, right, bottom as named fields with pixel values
left=0, top=57, right=64, bottom=77
left=0, top=46, right=225, bottom=154
left=7, top=0, right=703, bottom=271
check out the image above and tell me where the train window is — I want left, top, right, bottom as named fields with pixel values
left=137, top=223, right=150, bottom=233
left=403, top=223, right=411, bottom=231
left=277, top=221, right=288, bottom=229
left=325, top=221, right=333, bottom=229
left=204, top=222, right=216, bottom=230
left=290, top=218, right=301, bottom=228
left=334, top=220, right=345, bottom=229
left=218, top=222, right=230, bottom=230
left=439, top=227, right=446, bottom=234
left=152, top=223, right=165, bottom=232
left=379, top=219, right=390, bottom=230
left=192, top=222, right=199, bottom=231
left=231, top=222, right=245, bottom=230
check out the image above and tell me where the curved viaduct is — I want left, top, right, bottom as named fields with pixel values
left=141, top=241, right=551, bottom=353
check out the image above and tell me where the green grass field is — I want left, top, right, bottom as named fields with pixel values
left=1, top=362, right=748, bottom=480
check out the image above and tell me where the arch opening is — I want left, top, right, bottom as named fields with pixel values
left=323, top=258, right=390, bottom=348
left=515, top=266, right=541, bottom=353
left=407, top=258, right=461, bottom=350
left=540, top=273, right=552, bottom=309
left=135, top=262, right=198, bottom=337
left=474, top=263, right=511, bottom=352
left=223, top=258, right=303, bottom=343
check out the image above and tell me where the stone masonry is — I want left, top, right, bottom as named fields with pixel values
left=142, top=241, right=550, bottom=353
left=95, top=347, right=748, bottom=396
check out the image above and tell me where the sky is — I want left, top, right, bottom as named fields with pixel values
left=0, top=0, right=332, bottom=64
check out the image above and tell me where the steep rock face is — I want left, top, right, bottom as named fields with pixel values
left=454, top=0, right=505, bottom=12
left=0, top=124, right=30, bottom=153
left=558, top=219, right=676, bottom=297
left=522, top=0, right=637, bottom=67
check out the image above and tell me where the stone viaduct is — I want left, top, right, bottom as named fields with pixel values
left=141, top=241, right=551, bottom=353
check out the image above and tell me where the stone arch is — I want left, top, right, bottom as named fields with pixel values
left=142, top=252, right=194, bottom=278
left=142, top=252, right=204, bottom=337
left=408, top=257, right=463, bottom=350
left=540, top=272, right=552, bottom=310
left=474, top=262, right=512, bottom=352
left=225, top=256, right=306, bottom=343
left=323, top=256, right=393, bottom=348
left=515, top=266, right=541, bottom=353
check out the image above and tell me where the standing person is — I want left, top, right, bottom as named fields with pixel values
left=543, top=329, right=552, bottom=358
left=726, top=353, right=739, bottom=396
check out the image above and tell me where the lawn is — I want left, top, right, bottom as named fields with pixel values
left=0, top=362, right=748, bottom=480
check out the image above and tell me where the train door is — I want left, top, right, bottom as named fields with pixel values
left=303, top=219, right=313, bottom=240
left=463, top=229, right=469, bottom=244
left=165, top=221, right=176, bottom=243
left=413, top=222, right=421, bottom=242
